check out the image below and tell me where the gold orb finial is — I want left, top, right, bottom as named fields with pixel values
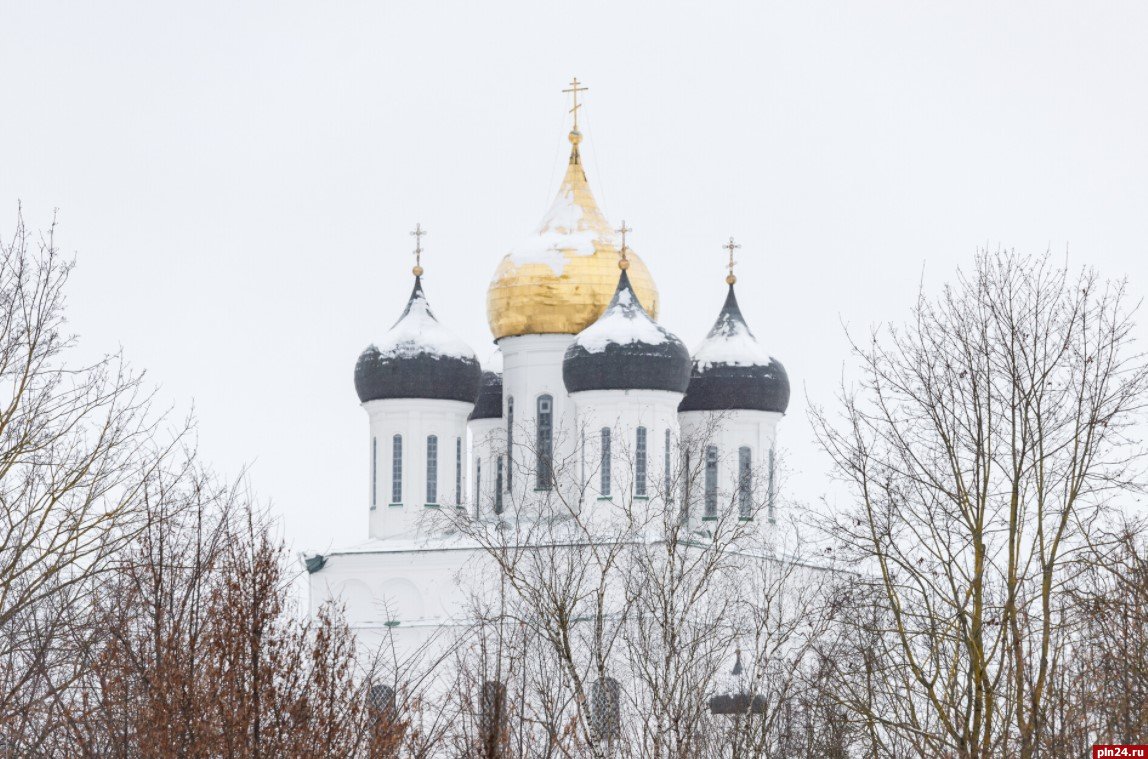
left=723, top=236, right=741, bottom=285
left=569, top=130, right=582, bottom=145
left=410, top=223, right=427, bottom=277
left=616, top=220, right=632, bottom=270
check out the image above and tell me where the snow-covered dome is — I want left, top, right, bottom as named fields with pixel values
left=563, top=269, right=690, bottom=394
left=486, top=129, right=659, bottom=340
left=679, top=282, right=789, bottom=413
left=354, top=276, right=482, bottom=404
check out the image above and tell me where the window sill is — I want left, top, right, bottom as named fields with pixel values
left=388, top=503, right=403, bottom=509
left=424, top=503, right=441, bottom=509
left=701, top=516, right=718, bottom=522
left=738, top=516, right=753, bottom=522
left=597, top=496, right=613, bottom=501
left=384, top=620, right=401, bottom=628
left=533, top=487, right=554, bottom=493
left=634, top=495, right=649, bottom=501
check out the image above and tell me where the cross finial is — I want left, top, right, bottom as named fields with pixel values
left=724, top=236, right=741, bottom=285
left=410, top=223, right=426, bottom=276
left=615, top=220, right=632, bottom=270
left=563, top=77, right=589, bottom=132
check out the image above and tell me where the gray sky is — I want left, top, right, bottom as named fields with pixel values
left=3, top=1, right=1146, bottom=553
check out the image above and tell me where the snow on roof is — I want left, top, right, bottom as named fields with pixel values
left=693, top=294, right=777, bottom=371
left=575, top=284, right=668, bottom=353
left=508, top=181, right=615, bottom=276
left=373, top=282, right=475, bottom=361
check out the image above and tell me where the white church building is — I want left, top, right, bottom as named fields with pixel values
left=306, top=92, right=791, bottom=663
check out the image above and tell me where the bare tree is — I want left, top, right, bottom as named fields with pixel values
left=813, top=251, right=1148, bottom=758
left=440, top=414, right=841, bottom=759
left=0, top=208, right=180, bottom=746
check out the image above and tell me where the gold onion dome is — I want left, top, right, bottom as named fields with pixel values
left=486, top=130, right=659, bottom=340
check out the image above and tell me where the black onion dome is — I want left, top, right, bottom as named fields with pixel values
left=563, top=270, right=691, bottom=394
left=354, top=277, right=481, bottom=404
left=679, top=283, right=790, bottom=413
left=468, top=370, right=503, bottom=421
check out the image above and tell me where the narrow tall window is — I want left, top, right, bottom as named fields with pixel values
left=391, top=434, right=403, bottom=504
left=768, top=447, right=777, bottom=522
left=635, top=426, right=647, bottom=496
left=495, top=456, right=504, bottom=514
left=536, top=395, right=553, bottom=490
left=600, top=428, right=612, bottom=497
left=506, top=397, right=514, bottom=493
left=371, top=437, right=377, bottom=507
left=704, top=446, right=718, bottom=518
left=738, top=446, right=753, bottom=517
left=426, top=435, right=438, bottom=504
left=664, top=429, right=672, bottom=497
left=475, top=459, right=482, bottom=517
left=591, top=677, right=621, bottom=744
left=455, top=437, right=463, bottom=505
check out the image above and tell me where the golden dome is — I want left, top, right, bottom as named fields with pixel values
left=486, top=131, right=659, bottom=340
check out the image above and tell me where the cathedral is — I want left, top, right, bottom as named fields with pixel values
left=307, top=84, right=791, bottom=659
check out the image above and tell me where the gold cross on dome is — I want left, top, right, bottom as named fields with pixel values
left=616, top=220, right=631, bottom=258
left=563, top=77, right=589, bottom=131
left=724, top=236, right=741, bottom=283
left=410, top=223, right=426, bottom=275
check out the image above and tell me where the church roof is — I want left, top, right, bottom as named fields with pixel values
left=354, top=276, right=481, bottom=404
left=679, top=282, right=790, bottom=413
left=563, top=268, right=690, bottom=394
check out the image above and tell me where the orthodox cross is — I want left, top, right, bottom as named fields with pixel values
left=563, top=77, right=589, bottom=131
left=616, top=220, right=632, bottom=259
left=724, top=236, right=741, bottom=284
left=411, top=223, right=426, bottom=275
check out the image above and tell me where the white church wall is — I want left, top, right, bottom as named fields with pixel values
left=364, top=398, right=472, bottom=539
left=570, top=388, right=683, bottom=522
left=467, top=416, right=505, bottom=519
left=498, top=333, right=576, bottom=511
left=678, top=409, right=783, bottom=530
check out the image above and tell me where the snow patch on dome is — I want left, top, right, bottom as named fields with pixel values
left=575, top=284, right=668, bottom=354
left=693, top=297, right=778, bottom=371
left=374, top=286, right=475, bottom=361
left=508, top=182, right=615, bottom=276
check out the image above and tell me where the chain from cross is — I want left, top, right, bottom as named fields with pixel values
left=410, top=223, right=427, bottom=267
left=724, top=236, right=741, bottom=276
left=616, top=220, right=632, bottom=259
left=563, top=77, right=589, bottom=131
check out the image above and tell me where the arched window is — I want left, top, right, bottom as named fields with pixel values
left=426, top=435, right=438, bottom=504
left=480, top=681, right=508, bottom=754
left=635, top=426, right=647, bottom=496
left=506, top=397, right=514, bottom=493
left=600, top=428, right=612, bottom=497
left=391, top=434, right=403, bottom=504
left=768, top=446, right=777, bottom=522
left=664, top=429, right=672, bottom=498
left=455, top=437, right=463, bottom=505
left=591, top=677, right=621, bottom=744
left=536, top=395, right=553, bottom=490
left=495, top=456, right=504, bottom=515
left=704, top=446, right=718, bottom=518
left=738, top=446, right=753, bottom=518
left=371, top=436, right=377, bottom=508
left=475, top=458, right=482, bottom=517
left=367, top=683, right=397, bottom=738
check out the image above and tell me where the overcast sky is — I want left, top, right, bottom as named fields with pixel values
left=3, top=1, right=1146, bottom=555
